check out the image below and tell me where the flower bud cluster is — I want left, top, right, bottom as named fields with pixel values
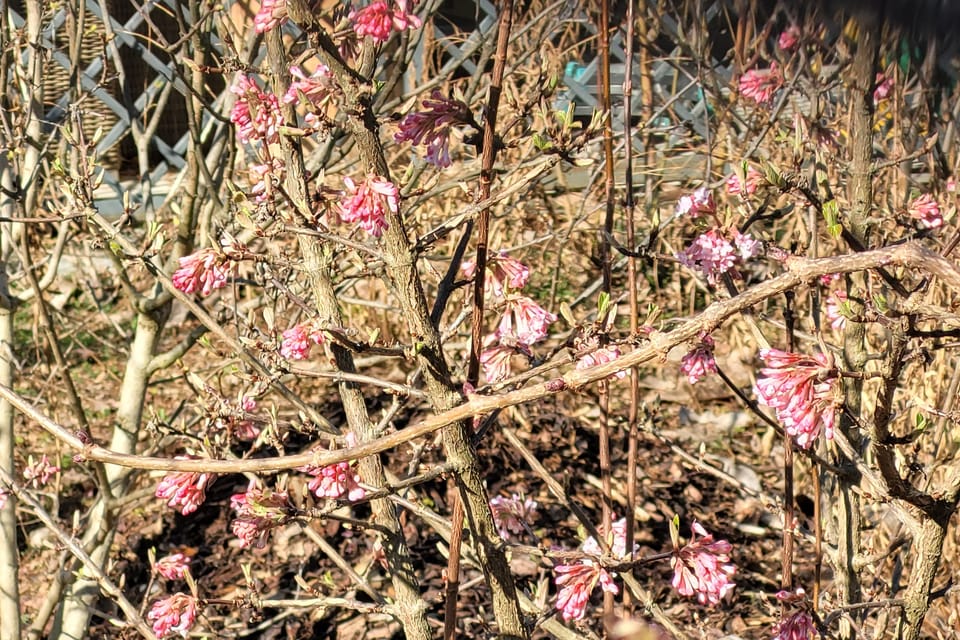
left=301, top=432, right=366, bottom=502
left=468, top=253, right=556, bottom=383
left=230, top=486, right=294, bottom=548
left=155, top=459, right=215, bottom=516
left=755, top=348, right=841, bottom=449
left=350, top=1, right=422, bottom=43
left=670, top=521, right=736, bottom=606
left=553, top=518, right=633, bottom=621
left=148, top=592, right=198, bottom=638
left=739, top=63, right=783, bottom=105
left=680, top=333, right=717, bottom=384
left=395, top=90, right=472, bottom=168
left=489, top=493, right=538, bottom=538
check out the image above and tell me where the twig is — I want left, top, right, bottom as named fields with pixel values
left=4, top=243, right=960, bottom=474
left=449, top=0, right=515, bottom=635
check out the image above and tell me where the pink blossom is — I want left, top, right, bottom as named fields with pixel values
left=819, top=273, right=842, bottom=287
left=670, top=521, right=736, bottom=606
left=155, top=461, right=215, bottom=515
left=873, top=73, right=894, bottom=103
left=248, top=158, right=285, bottom=203
left=676, top=230, right=738, bottom=285
left=23, top=454, right=59, bottom=488
left=675, top=187, right=716, bottom=218
left=725, top=166, right=763, bottom=197
left=254, top=0, right=287, bottom=33
left=497, top=295, right=556, bottom=346
left=215, top=394, right=261, bottom=441
left=754, top=348, right=840, bottom=449
left=301, top=433, right=365, bottom=502
left=825, top=289, right=848, bottom=331
left=395, top=90, right=470, bottom=167
left=148, top=592, right=198, bottom=638
left=154, top=552, right=192, bottom=581
left=339, top=175, right=399, bottom=237
left=908, top=193, right=942, bottom=229
left=773, top=588, right=816, bottom=640
left=489, top=493, right=538, bottom=538
left=739, top=63, right=783, bottom=105
left=734, top=231, right=761, bottom=260
left=778, top=25, right=801, bottom=52
left=171, top=248, right=230, bottom=296
left=350, top=0, right=421, bottom=43
left=480, top=341, right=516, bottom=383
left=284, top=64, right=337, bottom=127
left=0, top=486, right=8, bottom=509
left=280, top=321, right=324, bottom=360
left=554, top=561, right=618, bottom=621
left=582, top=517, right=635, bottom=558
left=230, top=487, right=294, bottom=548
left=576, top=343, right=626, bottom=379
left=230, top=74, right=283, bottom=145
left=680, top=334, right=717, bottom=384
left=461, top=251, right=530, bottom=297
left=305, top=462, right=366, bottom=502
left=553, top=517, right=634, bottom=620
left=774, top=611, right=817, bottom=640
left=948, top=177, right=957, bottom=193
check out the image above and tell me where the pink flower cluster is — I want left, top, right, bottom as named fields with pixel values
left=254, top=0, right=287, bottom=33
left=171, top=248, right=230, bottom=296
left=555, top=561, right=618, bottom=621
left=350, top=0, right=421, bottom=43
left=908, top=193, right=943, bottom=229
left=230, top=74, right=283, bottom=145
left=156, top=460, right=215, bottom=516
left=773, top=588, right=817, bottom=640
left=675, top=186, right=716, bottom=218
left=23, top=454, right=59, bottom=488
left=284, top=64, right=337, bottom=128
left=154, top=551, right=192, bottom=581
left=754, top=348, right=840, bottom=449
left=676, top=229, right=759, bottom=285
left=395, top=90, right=471, bottom=168
left=148, top=592, right=198, bottom=638
left=301, top=433, right=366, bottom=502
left=478, top=340, right=522, bottom=384
left=554, top=518, right=634, bottom=621
left=725, top=165, right=763, bottom=198
left=248, top=157, right=285, bottom=203
left=339, top=175, right=399, bottom=237
left=680, top=333, right=717, bottom=384
left=306, top=461, right=366, bottom=501
left=498, top=295, right=558, bottom=346
left=739, top=63, right=783, bottom=105
left=489, top=493, right=538, bottom=538
left=873, top=73, right=894, bottom=103
left=778, top=25, right=801, bottom=52
left=231, top=486, right=294, bottom=548
left=582, top=517, right=633, bottom=557
left=670, top=521, right=736, bottom=606
left=575, top=340, right=625, bottom=379
left=470, top=253, right=556, bottom=384
left=280, top=320, right=325, bottom=360
left=462, top=251, right=530, bottom=297
left=215, top=394, right=261, bottom=441
left=0, top=486, right=8, bottom=509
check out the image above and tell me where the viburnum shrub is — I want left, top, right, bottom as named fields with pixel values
left=6, top=1, right=960, bottom=639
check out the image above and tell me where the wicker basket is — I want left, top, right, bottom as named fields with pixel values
left=15, top=0, right=124, bottom=170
